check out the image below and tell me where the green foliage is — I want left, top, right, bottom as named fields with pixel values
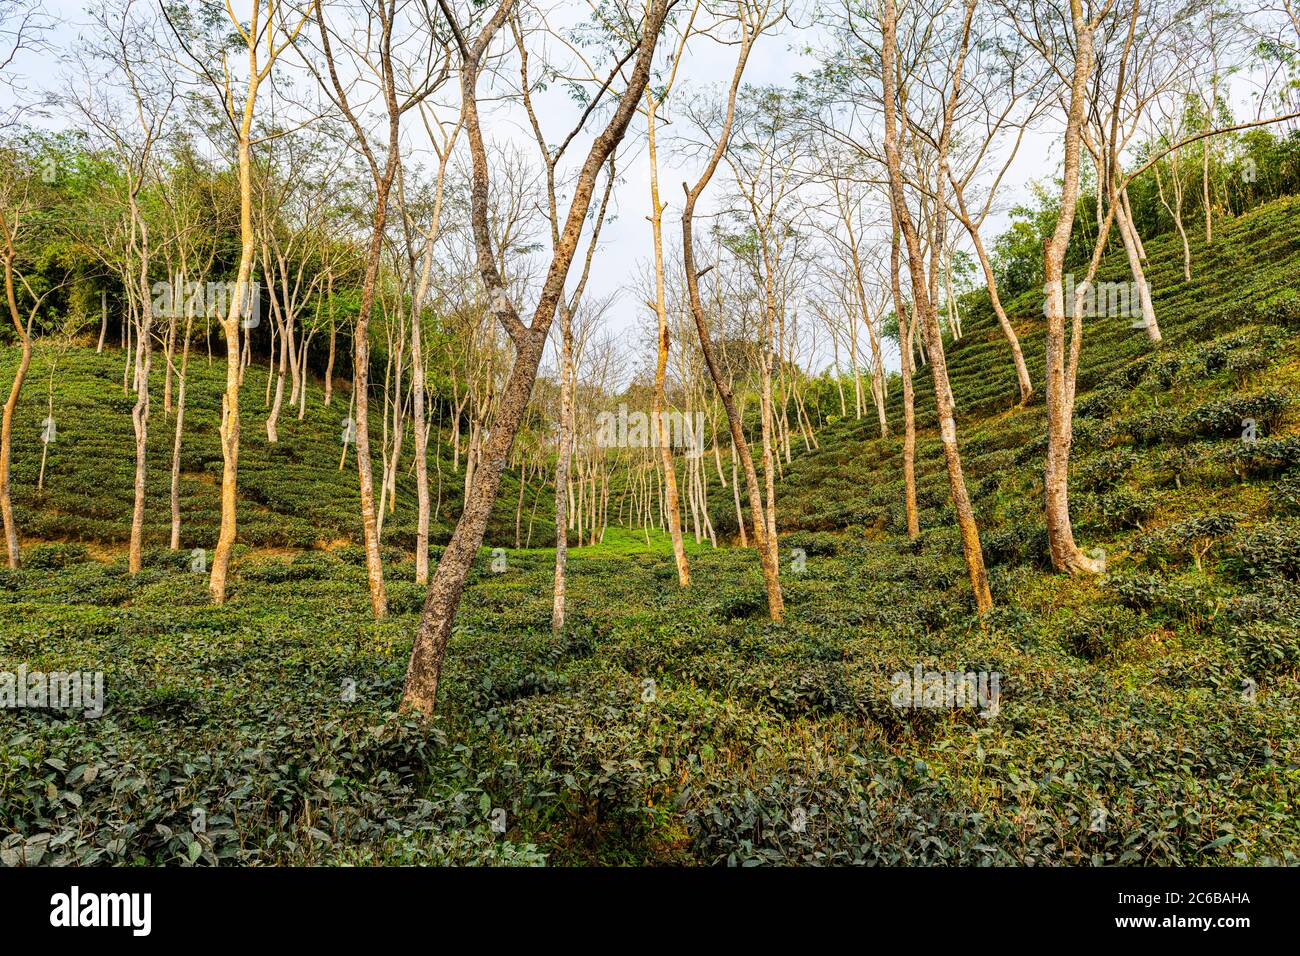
left=1223, top=519, right=1300, bottom=582
left=1133, top=512, right=1243, bottom=572
left=0, top=348, right=550, bottom=554
left=20, top=543, right=90, bottom=570
left=1271, top=470, right=1300, bottom=515
left=5, top=191, right=1300, bottom=868
left=1062, top=605, right=1147, bottom=660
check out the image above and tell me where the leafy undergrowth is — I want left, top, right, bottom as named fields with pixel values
left=3, top=197, right=1300, bottom=866
left=2, top=528, right=1297, bottom=866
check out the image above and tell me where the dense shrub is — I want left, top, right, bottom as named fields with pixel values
left=1124, top=408, right=1182, bottom=446
left=1222, top=519, right=1300, bottom=582
left=1081, top=489, right=1153, bottom=531
left=1213, top=436, right=1300, bottom=479
left=1181, top=391, right=1289, bottom=441
left=1132, top=512, right=1243, bottom=571
left=1272, top=471, right=1300, bottom=515
left=1074, top=449, right=1140, bottom=493
left=1061, top=605, right=1148, bottom=660
left=21, top=543, right=89, bottom=570
left=983, top=521, right=1051, bottom=569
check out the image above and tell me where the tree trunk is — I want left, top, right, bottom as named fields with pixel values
left=405, top=328, right=547, bottom=711
left=353, top=205, right=390, bottom=619
left=953, top=189, right=1032, bottom=403
left=552, top=308, right=574, bottom=632
left=163, top=282, right=177, bottom=415
left=127, top=195, right=153, bottom=576
left=266, top=299, right=288, bottom=441
left=169, top=317, right=192, bottom=550
left=209, top=115, right=259, bottom=604
left=1202, top=137, right=1212, bottom=244
left=128, top=302, right=152, bottom=574
left=678, top=14, right=781, bottom=619
left=1113, top=198, right=1160, bottom=343
left=882, top=0, right=988, bottom=608
left=1041, top=8, right=1104, bottom=576
left=97, top=290, right=108, bottom=353
left=647, top=94, right=689, bottom=587
left=412, top=314, right=430, bottom=585
left=730, top=442, right=746, bottom=547
left=401, top=0, right=669, bottom=716
left=324, top=301, right=335, bottom=407
left=0, top=258, right=31, bottom=568
left=890, top=212, right=920, bottom=539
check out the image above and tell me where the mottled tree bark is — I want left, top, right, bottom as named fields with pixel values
left=882, top=0, right=991, bottom=611
left=647, top=93, right=689, bottom=587
left=401, top=0, right=672, bottom=716
left=679, top=9, right=782, bottom=620
left=552, top=309, right=573, bottom=632
left=169, top=315, right=192, bottom=550
left=210, top=114, right=257, bottom=603
left=1041, top=0, right=1105, bottom=576
left=889, top=211, right=920, bottom=539
left=0, top=225, right=32, bottom=568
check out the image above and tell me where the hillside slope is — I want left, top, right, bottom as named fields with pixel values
left=0, top=349, right=552, bottom=556
left=2, top=199, right=1298, bottom=867
left=780, top=194, right=1300, bottom=541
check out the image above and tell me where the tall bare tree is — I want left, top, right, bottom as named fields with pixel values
left=400, top=0, right=676, bottom=716
left=307, top=0, right=453, bottom=618
left=681, top=0, right=785, bottom=620
left=882, top=0, right=992, bottom=612
left=164, top=0, right=310, bottom=601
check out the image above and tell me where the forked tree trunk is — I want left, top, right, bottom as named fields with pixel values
left=679, top=15, right=782, bottom=620
left=882, top=0, right=989, bottom=610
left=401, top=0, right=670, bottom=717
left=1041, top=5, right=1105, bottom=576
left=646, top=93, right=689, bottom=587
